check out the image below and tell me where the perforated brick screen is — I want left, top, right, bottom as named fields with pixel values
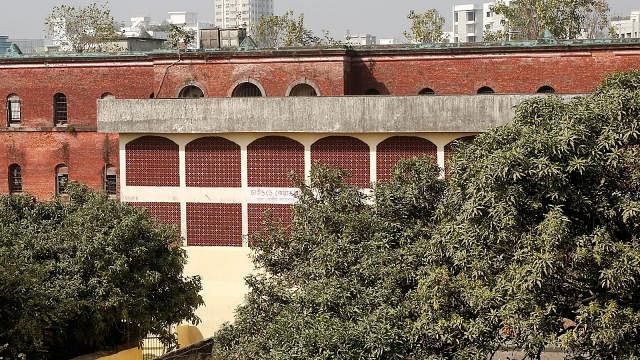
left=129, top=202, right=181, bottom=233
left=444, top=136, right=476, bottom=178
left=186, top=137, right=241, bottom=188
left=311, top=136, right=370, bottom=188
left=125, top=136, right=179, bottom=186
left=248, top=136, right=304, bottom=187
left=376, top=136, right=437, bottom=182
left=186, top=203, right=242, bottom=247
left=248, top=204, right=294, bottom=235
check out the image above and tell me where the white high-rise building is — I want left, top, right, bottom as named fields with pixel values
left=611, top=11, right=640, bottom=39
left=452, top=1, right=509, bottom=43
left=452, top=4, right=484, bottom=43
left=214, top=0, right=274, bottom=29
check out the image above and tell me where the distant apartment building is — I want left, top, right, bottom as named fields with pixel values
left=452, top=1, right=508, bottom=43
left=0, top=36, right=10, bottom=54
left=611, top=11, right=640, bottom=39
left=377, top=38, right=397, bottom=45
left=452, top=4, right=483, bottom=43
left=345, top=33, right=377, bottom=46
left=214, top=0, right=274, bottom=28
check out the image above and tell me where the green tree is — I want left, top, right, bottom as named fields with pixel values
left=251, top=11, right=322, bottom=48
left=0, top=184, right=203, bottom=359
left=212, top=159, right=445, bottom=359
left=166, top=24, right=196, bottom=50
left=490, top=0, right=611, bottom=40
left=45, top=2, right=121, bottom=53
left=404, top=9, right=446, bottom=44
left=413, top=71, right=640, bottom=358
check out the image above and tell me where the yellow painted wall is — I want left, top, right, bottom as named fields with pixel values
left=98, top=348, right=142, bottom=360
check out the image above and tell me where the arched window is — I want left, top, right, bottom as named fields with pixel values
left=288, top=83, right=317, bottom=97
left=55, top=164, right=69, bottom=194
left=125, top=136, right=179, bottom=187
left=536, top=85, right=555, bottom=94
left=477, top=86, right=495, bottom=94
left=248, top=136, right=304, bottom=187
left=365, top=88, right=381, bottom=95
left=6, top=94, right=21, bottom=126
left=376, top=136, right=437, bottom=181
left=100, top=92, right=115, bottom=100
left=104, top=164, right=117, bottom=196
left=231, top=82, right=263, bottom=97
left=186, top=137, right=241, bottom=188
left=53, top=93, right=67, bottom=125
left=418, top=88, right=436, bottom=95
left=178, top=85, right=205, bottom=98
left=311, top=136, right=370, bottom=188
left=8, top=164, right=22, bottom=194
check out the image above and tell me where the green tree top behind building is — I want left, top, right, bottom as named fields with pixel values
left=490, top=0, right=611, bottom=40
left=404, top=8, right=447, bottom=44
left=45, top=2, right=121, bottom=53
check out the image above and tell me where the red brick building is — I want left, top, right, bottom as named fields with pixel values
left=3, top=42, right=640, bottom=335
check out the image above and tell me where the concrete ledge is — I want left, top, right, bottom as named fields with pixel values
left=98, top=95, right=546, bottom=134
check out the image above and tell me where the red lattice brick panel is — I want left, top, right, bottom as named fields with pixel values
left=125, top=136, right=179, bottom=187
left=186, top=137, right=241, bottom=187
left=248, top=136, right=304, bottom=187
left=186, top=203, right=242, bottom=247
left=248, top=204, right=294, bottom=235
left=128, top=202, right=181, bottom=233
left=311, top=136, right=370, bottom=188
left=376, top=136, right=437, bottom=182
left=444, top=136, right=476, bottom=178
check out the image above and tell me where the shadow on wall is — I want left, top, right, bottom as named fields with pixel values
left=350, top=57, right=390, bottom=95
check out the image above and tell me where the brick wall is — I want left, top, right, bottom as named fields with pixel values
left=311, top=136, right=370, bottom=188
left=126, top=136, right=180, bottom=187
left=248, top=136, right=304, bottom=187
left=186, top=137, right=241, bottom=187
left=187, top=203, right=243, bottom=247
left=376, top=136, right=437, bottom=181
left=129, top=202, right=181, bottom=233
left=0, top=131, right=118, bottom=198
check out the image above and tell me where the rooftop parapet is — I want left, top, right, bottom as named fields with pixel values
left=97, top=95, right=567, bottom=134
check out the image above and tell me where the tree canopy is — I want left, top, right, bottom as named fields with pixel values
left=0, top=185, right=203, bottom=359
left=45, top=2, right=121, bottom=53
left=212, top=159, right=445, bottom=359
left=489, top=0, right=611, bottom=40
left=404, top=9, right=447, bottom=44
left=250, top=11, right=340, bottom=49
left=413, top=71, right=640, bottom=358
left=212, top=71, right=640, bottom=359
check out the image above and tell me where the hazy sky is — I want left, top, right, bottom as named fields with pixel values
left=1, top=0, right=638, bottom=39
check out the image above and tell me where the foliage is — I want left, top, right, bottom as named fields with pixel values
left=45, top=2, right=121, bottom=52
left=404, top=9, right=447, bottom=44
left=489, top=0, right=611, bottom=40
left=212, top=159, right=445, bottom=359
left=0, top=184, right=203, bottom=359
left=166, top=24, right=196, bottom=50
left=413, top=71, right=640, bottom=358
left=250, top=11, right=339, bottom=48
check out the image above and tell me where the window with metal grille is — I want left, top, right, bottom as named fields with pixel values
left=178, top=85, right=205, bottom=98
left=536, top=85, right=555, bottom=94
left=104, top=165, right=117, bottom=196
left=8, top=164, right=22, bottom=193
left=7, top=94, right=21, bottom=126
left=231, top=82, right=263, bottom=97
left=418, top=88, right=435, bottom=95
left=288, top=83, right=317, bottom=96
left=477, top=86, right=495, bottom=94
left=53, top=93, right=67, bottom=125
left=55, top=164, right=68, bottom=194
